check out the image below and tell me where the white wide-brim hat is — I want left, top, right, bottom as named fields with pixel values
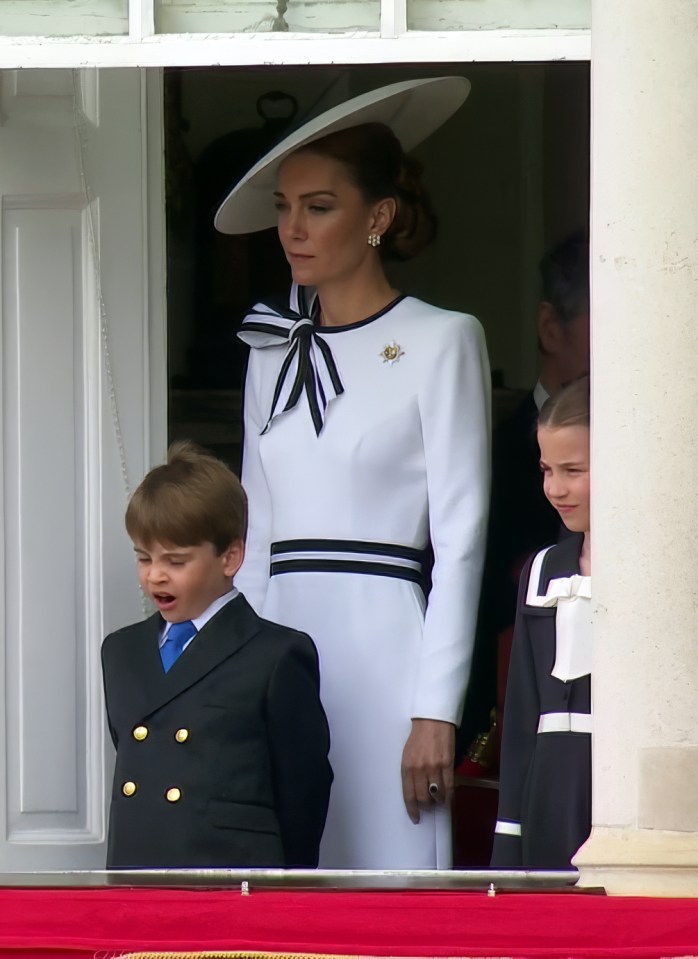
left=214, top=76, right=470, bottom=235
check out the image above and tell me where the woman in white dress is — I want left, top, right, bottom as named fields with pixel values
left=215, top=78, right=491, bottom=869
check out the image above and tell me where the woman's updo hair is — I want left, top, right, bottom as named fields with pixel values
left=297, top=122, right=437, bottom=261
left=538, top=375, right=590, bottom=431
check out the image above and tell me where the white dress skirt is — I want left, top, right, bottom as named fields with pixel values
left=236, top=286, right=490, bottom=869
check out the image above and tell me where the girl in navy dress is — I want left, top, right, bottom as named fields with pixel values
left=491, top=376, right=591, bottom=869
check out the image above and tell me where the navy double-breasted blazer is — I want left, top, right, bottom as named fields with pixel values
left=102, top=594, right=332, bottom=869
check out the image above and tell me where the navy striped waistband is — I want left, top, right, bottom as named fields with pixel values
left=270, top=539, right=425, bottom=587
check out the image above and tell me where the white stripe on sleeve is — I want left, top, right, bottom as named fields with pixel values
left=537, top=711, right=592, bottom=734
left=494, top=820, right=522, bottom=837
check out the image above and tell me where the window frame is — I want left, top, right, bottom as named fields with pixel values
left=0, top=0, right=590, bottom=67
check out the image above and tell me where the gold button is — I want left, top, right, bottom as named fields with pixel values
left=122, top=781, right=137, bottom=797
left=174, top=728, right=189, bottom=743
left=132, top=725, right=148, bottom=741
left=166, top=787, right=181, bottom=803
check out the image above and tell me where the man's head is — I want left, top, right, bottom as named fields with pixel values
left=125, top=442, right=247, bottom=621
left=537, top=229, right=590, bottom=394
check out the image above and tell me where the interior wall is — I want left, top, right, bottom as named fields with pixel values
left=166, top=61, right=589, bottom=410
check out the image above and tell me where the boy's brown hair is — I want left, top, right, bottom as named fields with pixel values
left=125, top=441, right=247, bottom=554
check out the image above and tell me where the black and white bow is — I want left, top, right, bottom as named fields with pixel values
left=238, top=284, right=344, bottom=437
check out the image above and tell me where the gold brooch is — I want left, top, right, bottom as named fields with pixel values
left=380, top=341, right=405, bottom=365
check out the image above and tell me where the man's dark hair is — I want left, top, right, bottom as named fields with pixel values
left=539, top=229, right=589, bottom=324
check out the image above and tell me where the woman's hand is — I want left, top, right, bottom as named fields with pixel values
left=401, top=718, right=455, bottom=824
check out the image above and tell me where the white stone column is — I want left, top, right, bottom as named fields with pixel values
left=575, top=0, right=698, bottom=895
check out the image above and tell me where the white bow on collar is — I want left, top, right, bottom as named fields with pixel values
left=526, top=548, right=592, bottom=682
left=237, top=284, right=344, bottom=437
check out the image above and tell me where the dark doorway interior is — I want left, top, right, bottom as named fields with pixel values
left=164, top=61, right=589, bottom=471
left=163, top=60, right=590, bottom=868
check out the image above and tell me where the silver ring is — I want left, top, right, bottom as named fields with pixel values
left=428, top=782, right=439, bottom=797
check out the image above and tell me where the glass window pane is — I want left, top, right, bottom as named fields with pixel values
left=0, top=0, right=127, bottom=36
left=408, top=0, right=590, bottom=31
left=155, top=0, right=379, bottom=34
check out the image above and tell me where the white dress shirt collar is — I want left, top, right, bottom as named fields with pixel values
left=525, top=547, right=592, bottom=681
left=159, top=587, right=239, bottom=648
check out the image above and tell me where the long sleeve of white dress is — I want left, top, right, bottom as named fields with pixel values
left=412, top=312, right=491, bottom=725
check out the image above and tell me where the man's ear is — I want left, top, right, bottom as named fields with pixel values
left=221, top=540, right=245, bottom=579
left=538, top=301, right=563, bottom=355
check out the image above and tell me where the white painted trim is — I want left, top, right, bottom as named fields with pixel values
left=129, top=0, right=154, bottom=41
left=380, top=0, right=407, bottom=38
left=145, top=68, right=167, bottom=468
left=1, top=194, right=103, bottom=844
left=0, top=30, right=591, bottom=68
left=8, top=828, right=106, bottom=844
left=77, top=69, right=100, bottom=127
left=81, top=198, right=108, bottom=845
left=2, top=194, right=84, bottom=211
left=0, top=196, right=7, bottom=863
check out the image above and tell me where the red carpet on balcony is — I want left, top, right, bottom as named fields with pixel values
left=0, top=887, right=697, bottom=959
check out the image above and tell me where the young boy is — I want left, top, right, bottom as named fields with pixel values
left=102, top=441, right=332, bottom=869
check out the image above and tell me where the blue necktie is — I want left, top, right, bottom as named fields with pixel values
left=161, top=620, right=197, bottom=672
